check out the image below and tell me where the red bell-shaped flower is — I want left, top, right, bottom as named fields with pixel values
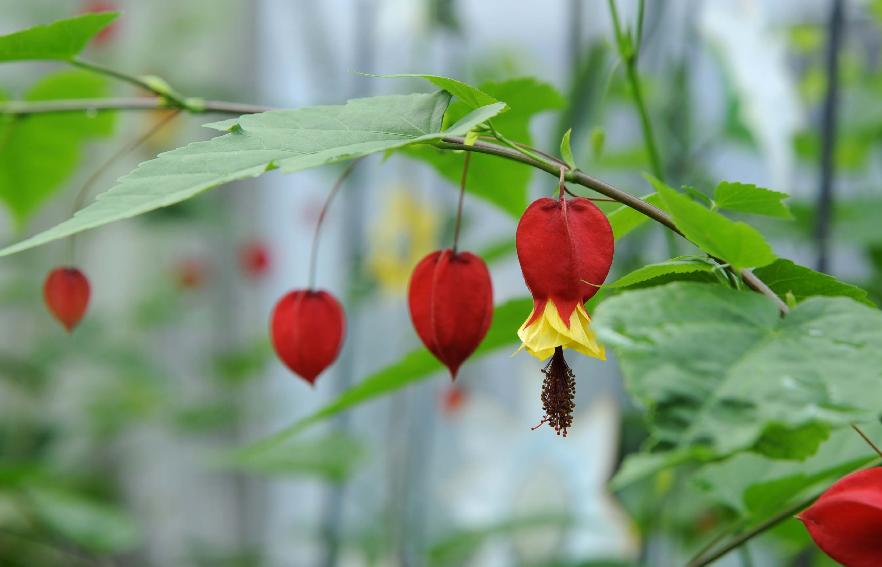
left=408, top=249, right=493, bottom=378
left=516, top=196, right=614, bottom=360
left=43, top=267, right=91, bottom=332
left=270, top=290, right=345, bottom=385
left=240, top=240, right=271, bottom=279
left=798, top=467, right=882, bottom=566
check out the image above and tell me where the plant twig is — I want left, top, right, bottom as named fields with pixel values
left=438, top=135, right=790, bottom=314
left=452, top=152, right=471, bottom=254
left=851, top=423, right=882, bottom=459
left=0, top=97, right=270, bottom=116
left=69, top=58, right=194, bottom=109
left=308, top=159, right=360, bottom=290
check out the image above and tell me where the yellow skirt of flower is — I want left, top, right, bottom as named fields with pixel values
left=517, top=301, right=605, bottom=360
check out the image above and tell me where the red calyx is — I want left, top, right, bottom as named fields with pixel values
left=408, top=249, right=493, bottom=379
left=516, top=196, right=614, bottom=324
left=270, top=289, right=345, bottom=385
left=240, top=241, right=271, bottom=279
left=798, top=467, right=882, bottom=567
left=43, top=267, right=91, bottom=332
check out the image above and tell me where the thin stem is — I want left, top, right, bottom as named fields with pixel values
left=0, top=97, right=270, bottom=116
left=608, top=0, right=664, bottom=181
left=452, top=152, right=471, bottom=254
left=308, top=160, right=359, bottom=290
left=851, top=423, right=882, bottom=459
left=67, top=109, right=181, bottom=263
left=488, top=122, right=545, bottom=163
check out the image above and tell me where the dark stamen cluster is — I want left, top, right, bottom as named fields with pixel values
left=532, top=346, right=576, bottom=436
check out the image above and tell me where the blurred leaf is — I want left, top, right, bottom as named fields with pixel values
left=0, top=92, right=505, bottom=257
left=223, top=432, right=364, bottom=483
left=26, top=487, right=139, bottom=553
left=606, top=192, right=665, bottom=240
left=596, top=283, right=882, bottom=485
left=403, top=77, right=565, bottom=217
left=427, top=515, right=571, bottom=567
left=590, top=126, right=606, bottom=158
left=753, top=259, right=874, bottom=307
left=213, top=339, right=273, bottom=386
left=713, top=182, right=792, bottom=219
left=238, top=297, right=531, bottom=454
left=652, top=177, right=776, bottom=269
left=174, top=401, right=239, bottom=433
left=477, top=237, right=515, bottom=264
left=0, top=70, right=115, bottom=223
left=694, top=423, right=881, bottom=519
left=608, top=256, right=717, bottom=289
left=0, top=12, right=118, bottom=62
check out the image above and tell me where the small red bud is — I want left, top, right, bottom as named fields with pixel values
left=798, top=467, right=882, bottom=567
left=43, top=267, right=91, bottom=332
left=440, top=386, right=466, bottom=415
left=408, top=249, right=493, bottom=379
left=270, top=290, right=345, bottom=384
left=175, top=258, right=208, bottom=290
left=240, top=241, right=271, bottom=279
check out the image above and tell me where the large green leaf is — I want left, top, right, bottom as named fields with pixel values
left=0, top=70, right=115, bottom=223
left=595, top=283, right=882, bottom=484
left=0, top=92, right=505, bottom=256
left=0, top=12, right=118, bottom=62
left=238, top=297, right=531, bottom=457
left=713, top=181, right=792, bottom=219
left=693, top=423, right=881, bottom=520
left=403, top=78, right=565, bottom=217
left=754, top=259, right=874, bottom=307
left=652, top=177, right=777, bottom=269
left=371, top=73, right=499, bottom=109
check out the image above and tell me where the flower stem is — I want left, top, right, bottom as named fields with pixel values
left=452, top=152, right=471, bottom=255
left=308, top=159, right=359, bottom=290
left=851, top=423, right=882, bottom=459
left=69, top=58, right=193, bottom=109
left=67, top=109, right=181, bottom=263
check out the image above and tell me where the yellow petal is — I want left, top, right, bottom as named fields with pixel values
left=517, top=301, right=605, bottom=361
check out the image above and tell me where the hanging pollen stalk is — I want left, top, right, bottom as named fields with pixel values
left=515, top=172, right=614, bottom=435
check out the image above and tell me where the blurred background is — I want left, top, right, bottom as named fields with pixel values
left=0, top=0, right=879, bottom=565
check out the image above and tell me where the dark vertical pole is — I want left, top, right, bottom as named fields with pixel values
left=815, top=0, right=845, bottom=273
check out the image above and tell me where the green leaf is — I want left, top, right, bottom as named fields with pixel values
left=651, top=176, right=777, bottom=269
left=694, top=423, right=882, bottom=519
left=402, top=77, right=565, bottom=217
left=590, top=126, right=605, bottom=158
left=713, top=181, right=792, bottom=219
left=371, top=73, right=499, bottom=109
left=560, top=128, right=576, bottom=169
left=0, top=12, right=118, bottom=62
left=222, top=432, right=364, bottom=484
left=0, top=92, right=505, bottom=256
left=753, top=258, right=874, bottom=307
left=0, top=70, right=115, bottom=223
left=608, top=256, right=717, bottom=289
left=237, top=298, right=531, bottom=455
left=606, top=192, right=665, bottom=240
left=594, top=283, right=882, bottom=473
left=27, top=486, right=139, bottom=553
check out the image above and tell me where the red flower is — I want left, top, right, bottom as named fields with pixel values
left=270, top=290, right=345, bottom=384
left=408, top=249, right=493, bottom=379
left=175, top=257, right=208, bottom=290
left=440, top=386, right=467, bottom=415
left=515, top=195, right=614, bottom=435
left=240, top=241, right=271, bottom=279
left=798, top=467, right=882, bottom=566
left=44, top=267, right=91, bottom=332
